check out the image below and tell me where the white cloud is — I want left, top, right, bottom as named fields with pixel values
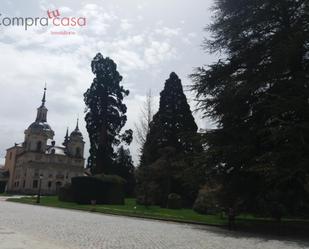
left=144, top=41, right=176, bottom=65
left=59, top=6, right=73, bottom=14
left=120, top=19, right=133, bottom=31
left=39, top=0, right=56, bottom=11
left=137, top=4, right=144, bottom=10
left=113, top=35, right=144, bottom=48
left=78, top=3, right=118, bottom=35
left=111, top=50, right=146, bottom=71
left=182, top=32, right=197, bottom=44
left=155, top=27, right=181, bottom=37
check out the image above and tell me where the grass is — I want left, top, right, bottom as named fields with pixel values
left=7, top=196, right=309, bottom=238
left=8, top=196, right=227, bottom=226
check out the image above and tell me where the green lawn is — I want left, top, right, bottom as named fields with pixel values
left=7, top=196, right=309, bottom=235
left=8, top=196, right=227, bottom=225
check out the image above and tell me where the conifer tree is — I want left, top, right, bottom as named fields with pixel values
left=114, top=146, right=135, bottom=197
left=84, top=53, right=133, bottom=175
left=142, top=72, right=198, bottom=165
left=191, top=0, right=309, bottom=216
left=137, top=72, right=201, bottom=206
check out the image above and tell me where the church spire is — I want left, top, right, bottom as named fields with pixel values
left=36, top=86, right=48, bottom=122
left=70, top=117, right=83, bottom=138
left=41, top=84, right=47, bottom=107
left=63, top=127, right=69, bottom=146
left=75, top=117, right=79, bottom=131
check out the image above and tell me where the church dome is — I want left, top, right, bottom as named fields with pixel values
left=70, top=129, right=82, bottom=137
left=27, top=87, right=53, bottom=133
left=70, top=118, right=83, bottom=138
left=24, top=87, right=55, bottom=141
left=28, top=121, right=52, bottom=132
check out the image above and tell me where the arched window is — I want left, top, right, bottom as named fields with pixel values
left=36, top=141, right=42, bottom=152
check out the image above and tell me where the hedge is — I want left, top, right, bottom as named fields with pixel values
left=71, top=175, right=125, bottom=205
left=167, top=193, right=182, bottom=209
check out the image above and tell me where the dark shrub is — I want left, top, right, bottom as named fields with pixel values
left=58, top=183, right=75, bottom=202
left=193, top=185, right=220, bottom=214
left=257, top=190, right=287, bottom=221
left=71, top=175, right=125, bottom=205
left=95, top=174, right=125, bottom=204
left=167, top=193, right=182, bottom=209
left=136, top=195, right=152, bottom=206
left=136, top=181, right=162, bottom=207
left=71, top=176, right=104, bottom=204
left=95, top=174, right=126, bottom=184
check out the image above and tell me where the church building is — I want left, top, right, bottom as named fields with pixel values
left=2, top=88, right=85, bottom=194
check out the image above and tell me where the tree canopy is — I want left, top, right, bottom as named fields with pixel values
left=141, top=72, right=198, bottom=165
left=191, top=0, right=309, bottom=216
left=114, top=146, right=135, bottom=197
left=137, top=72, right=202, bottom=206
left=84, top=53, right=133, bottom=175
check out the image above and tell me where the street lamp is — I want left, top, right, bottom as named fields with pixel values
left=36, top=174, right=43, bottom=204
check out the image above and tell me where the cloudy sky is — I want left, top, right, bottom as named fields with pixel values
left=0, top=0, right=218, bottom=165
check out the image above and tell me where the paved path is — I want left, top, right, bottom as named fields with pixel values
left=0, top=200, right=308, bottom=249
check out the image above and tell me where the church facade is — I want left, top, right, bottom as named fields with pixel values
left=2, top=88, right=85, bottom=195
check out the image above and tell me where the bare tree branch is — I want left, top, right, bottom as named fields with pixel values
left=134, top=89, right=155, bottom=154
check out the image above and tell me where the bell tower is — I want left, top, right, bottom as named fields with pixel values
left=66, top=119, right=85, bottom=158
left=24, top=87, right=54, bottom=153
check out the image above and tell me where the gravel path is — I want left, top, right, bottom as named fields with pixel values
left=0, top=200, right=308, bottom=249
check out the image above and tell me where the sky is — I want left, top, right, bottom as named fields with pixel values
left=0, top=0, right=218, bottom=165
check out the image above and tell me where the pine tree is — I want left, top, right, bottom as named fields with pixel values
left=84, top=53, right=133, bottom=175
left=137, top=72, right=201, bottom=206
left=191, top=0, right=309, bottom=216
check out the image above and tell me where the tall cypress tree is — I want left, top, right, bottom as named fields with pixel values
left=84, top=53, right=133, bottom=175
left=191, top=0, right=309, bottom=216
left=137, top=72, right=201, bottom=206
left=142, top=72, right=198, bottom=165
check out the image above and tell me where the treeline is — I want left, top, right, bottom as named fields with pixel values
left=83, top=0, right=309, bottom=219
